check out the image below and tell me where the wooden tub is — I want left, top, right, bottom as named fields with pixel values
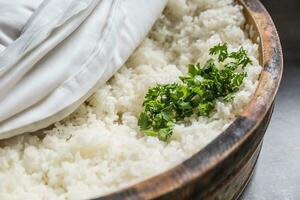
left=94, top=0, right=283, bottom=199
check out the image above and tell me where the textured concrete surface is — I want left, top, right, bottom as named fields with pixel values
left=241, top=1, right=300, bottom=199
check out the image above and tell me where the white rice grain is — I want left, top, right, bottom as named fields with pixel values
left=0, top=1, right=262, bottom=199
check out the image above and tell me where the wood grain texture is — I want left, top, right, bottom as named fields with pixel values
left=241, top=1, right=300, bottom=198
left=92, top=0, right=283, bottom=199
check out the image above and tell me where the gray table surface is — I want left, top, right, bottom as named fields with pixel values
left=240, top=1, right=300, bottom=199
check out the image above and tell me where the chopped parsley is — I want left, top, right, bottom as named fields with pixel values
left=138, top=43, right=252, bottom=141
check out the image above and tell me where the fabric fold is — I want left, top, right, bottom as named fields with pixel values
left=0, top=0, right=167, bottom=139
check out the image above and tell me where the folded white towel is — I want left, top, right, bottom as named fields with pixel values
left=0, top=0, right=167, bottom=139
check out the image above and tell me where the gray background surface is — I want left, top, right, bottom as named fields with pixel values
left=241, top=0, right=300, bottom=199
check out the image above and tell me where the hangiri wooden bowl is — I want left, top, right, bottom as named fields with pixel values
left=94, top=0, right=283, bottom=199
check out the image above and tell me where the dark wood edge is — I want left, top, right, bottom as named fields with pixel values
left=206, top=103, right=274, bottom=200
left=93, top=0, right=283, bottom=199
left=234, top=103, right=275, bottom=200
left=233, top=144, right=261, bottom=200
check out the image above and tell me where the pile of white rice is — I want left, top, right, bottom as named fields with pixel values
left=0, top=0, right=262, bottom=199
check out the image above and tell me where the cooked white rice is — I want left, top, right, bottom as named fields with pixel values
left=0, top=0, right=262, bottom=199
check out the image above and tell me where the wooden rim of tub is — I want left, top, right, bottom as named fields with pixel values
left=94, top=0, right=283, bottom=199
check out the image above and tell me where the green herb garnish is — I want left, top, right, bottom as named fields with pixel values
left=138, top=43, right=252, bottom=141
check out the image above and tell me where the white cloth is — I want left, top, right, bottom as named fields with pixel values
left=0, top=0, right=43, bottom=50
left=0, top=0, right=167, bottom=139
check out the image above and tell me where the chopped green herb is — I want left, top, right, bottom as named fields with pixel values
left=138, top=43, right=252, bottom=141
